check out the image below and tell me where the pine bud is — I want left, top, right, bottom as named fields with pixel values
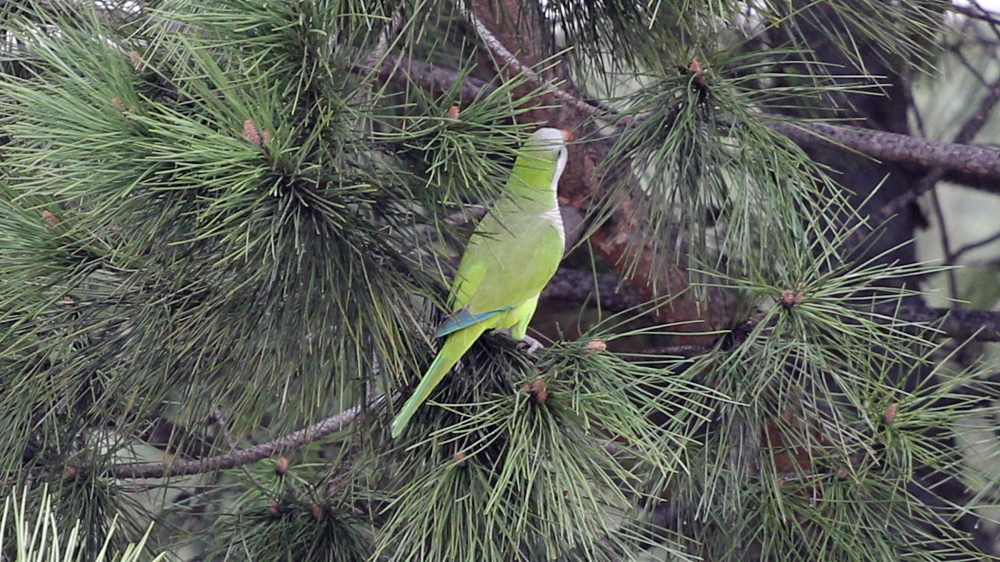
left=780, top=290, right=803, bottom=309
left=529, top=379, right=548, bottom=403
left=242, top=119, right=270, bottom=148
left=583, top=339, right=607, bottom=355
left=883, top=404, right=897, bottom=425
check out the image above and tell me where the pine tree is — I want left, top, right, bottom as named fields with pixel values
left=2, top=0, right=1000, bottom=560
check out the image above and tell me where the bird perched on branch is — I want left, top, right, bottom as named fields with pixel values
left=391, top=127, right=572, bottom=438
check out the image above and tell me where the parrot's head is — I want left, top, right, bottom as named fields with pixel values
left=523, top=127, right=572, bottom=191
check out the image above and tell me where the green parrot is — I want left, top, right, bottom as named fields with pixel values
left=390, top=127, right=572, bottom=438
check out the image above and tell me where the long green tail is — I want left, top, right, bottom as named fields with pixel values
left=391, top=325, right=487, bottom=438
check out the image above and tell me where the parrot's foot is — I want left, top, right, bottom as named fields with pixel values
left=517, top=334, right=545, bottom=355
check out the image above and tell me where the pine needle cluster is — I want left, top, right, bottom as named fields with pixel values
left=0, top=1, right=997, bottom=561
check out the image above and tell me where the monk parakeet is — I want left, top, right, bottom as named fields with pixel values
left=390, top=127, right=571, bottom=438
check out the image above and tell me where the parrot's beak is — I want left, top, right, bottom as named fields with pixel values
left=561, top=129, right=574, bottom=143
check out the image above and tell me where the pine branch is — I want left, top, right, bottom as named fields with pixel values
left=872, top=303, right=1000, bottom=342
left=765, top=121, right=1000, bottom=183
left=368, top=54, right=1000, bottom=186
left=8, top=3, right=1000, bottom=560
left=109, top=398, right=381, bottom=479
left=610, top=300, right=1000, bottom=372
left=896, top=58, right=1000, bottom=192
left=841, top=66, right=1000, bottom=251
left=682, top=301, right=1000, bottom=346
left=541, top=268, right=644, bottom=312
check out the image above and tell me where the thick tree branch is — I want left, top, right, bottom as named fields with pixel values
left=542, top=268, right=645, bottom=312
left=765, top=121, right=1000, bottom=186
left=635, top=302, right=1000, bottom=362
left=109, top=398, right=380, bottom=479
left=846, top=68, right=1000, bottom=251
left=374, top=54, right=495, bottom=105
left=872, top=303, right=1000, bottom=343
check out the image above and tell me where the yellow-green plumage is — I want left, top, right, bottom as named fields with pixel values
left=390, top=128, right=571, bottom=438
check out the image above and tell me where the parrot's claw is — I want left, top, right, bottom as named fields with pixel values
left=517, top=335, right=544, bottom=355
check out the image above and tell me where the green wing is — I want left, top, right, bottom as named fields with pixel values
left=443, top=212, right=563, bottom=332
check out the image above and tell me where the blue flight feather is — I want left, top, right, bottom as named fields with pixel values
left=434, top=307, right=512, bottom=338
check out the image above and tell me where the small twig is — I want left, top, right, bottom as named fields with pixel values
left=351, top=12, right=405, bottom=106
left=908, top=76, right=930, bottom=140
left=641, top=344, right=714, bottom=358
left=212, top=406, right=268, bottom=489
left=946, top=77, right=1000, bottom=149
left=450, top=0, right=601, bottom=118
left=951, top=2, right=1000, bottom=27
left=952, top=45, right=991, bottom=89
left=952, top=230, right=1000, bottom=261
left=211, top=406, right=238, bottom=452
left=929, top=189, right=959, bottom=301
left=968, top=0, right=1000, bottom=45
left=369, top=12, right=404, bottom=68
left=110, top=397, right=382, bottom=479
left=860, top=65, right=1000, bottom=226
